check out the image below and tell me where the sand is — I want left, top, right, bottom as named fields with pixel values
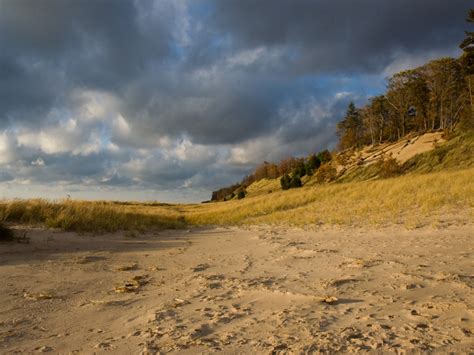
left=0, top=223, right=473, bottom=353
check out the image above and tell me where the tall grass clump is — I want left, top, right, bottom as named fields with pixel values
left=0, top=199, right=185, bottom=233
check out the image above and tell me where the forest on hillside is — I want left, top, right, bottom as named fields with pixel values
left=211, top=9, right=474, bottom=202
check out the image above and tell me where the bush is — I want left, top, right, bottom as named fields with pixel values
left=318, top=149, right=332, bottom=164
left=290, top=175, right=302, bottom=188
left=280, top=174, right=291, bottom=190
left=315, top=163, right=337, bottom=183
left=307, top=154, right=321, bottom=170
left=377, top=156, right=401, bottom=178
left=237, top=190, right=246, bottom=199
left=281, top=174, right=302, bottom=190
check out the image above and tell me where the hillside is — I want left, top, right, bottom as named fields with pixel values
left=213, top=130, right=473, bottom=200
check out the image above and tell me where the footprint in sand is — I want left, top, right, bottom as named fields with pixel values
left=23, top=291, right=57, bottom=301
left=192, top=263, right=210, bottom=272
left=75, top=255, right=107, bottom=264
left=116, top=263, right=139, bottom=271
left=190, top=323, right=214, bottom=339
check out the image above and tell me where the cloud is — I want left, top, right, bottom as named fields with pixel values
left=209, top=0, right=469, bottom=74
left=0, top=0, right=470, bottom=201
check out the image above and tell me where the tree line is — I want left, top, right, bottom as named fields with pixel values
left=337, top=10, right=474, bottom=149
left=211, top=150, right=333, bottom=201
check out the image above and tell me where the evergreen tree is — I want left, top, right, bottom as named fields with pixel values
left=307, top=154, right=321, bottom=170
left=337, top=102, right=363, bottom=149
left=460, top=9, right=474, bottom=122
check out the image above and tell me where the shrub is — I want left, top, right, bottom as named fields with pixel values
left=293, top=159, right=307, bottom=178
left=315, top=163, right=337, bottom=183
left=280, top=174, right=291, bottom=190
left=290, top=175, right=302, bottom=188
left=307, top=154, right=321, bottom=170
left=317, top=149, right=332, bottom=164
left=377, top=156, right=402, bottom=178
left=237, top=190, right=246, bottom=199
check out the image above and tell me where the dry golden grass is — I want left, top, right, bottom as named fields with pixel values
left=182, top=168, right=473, bottom=227
left=0, top=199, right=184, bottom=233
left=1, top=168, right=472, bottom=232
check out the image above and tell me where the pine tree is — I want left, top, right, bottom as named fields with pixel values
left=337, top=102, right=363, bottom=149
left=460, top=9, right=474, bottom=121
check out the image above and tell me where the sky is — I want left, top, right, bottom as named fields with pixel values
left=0, top=0, right=471, bottom=203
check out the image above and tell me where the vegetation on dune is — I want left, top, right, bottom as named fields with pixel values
left=185, top=168, right=473, bottom=228
left=0, top=166, right=472, bottom=233
left=338, top=130, right=474, bottom=183
left=212, top=150, right=333, bottom=201
left=403, top=130, right=474, bottom=173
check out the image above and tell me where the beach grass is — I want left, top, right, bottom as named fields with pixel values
left=1, top=167, right=471, bottom=232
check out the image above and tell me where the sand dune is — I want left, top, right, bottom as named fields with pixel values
left=1, top=224, right=473, bottom=353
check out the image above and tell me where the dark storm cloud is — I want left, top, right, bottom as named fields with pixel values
left=1, top=0, right=469, bottom=135
left=119, top=70, right=287, bottom=145
left=210, top=0, right=470, bottom=73
left=8, top=150, right=123, bottom=184
left=0, top=0, right=471, bottom=196
left=0, top=0, right=174, bottom=126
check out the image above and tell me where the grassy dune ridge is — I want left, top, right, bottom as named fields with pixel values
left=0, top=168, right=472, bottom=232
left=182, top=168, right=473, bottom=227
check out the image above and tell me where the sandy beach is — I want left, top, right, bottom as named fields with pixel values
left=1, top=224, right=473, bottom=354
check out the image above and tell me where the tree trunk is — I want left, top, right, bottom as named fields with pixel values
left=440, top=100, right=444, bottom=130
left=401, top=113, right=405, bottom=137
left=469, top=76, right=474, bottom=121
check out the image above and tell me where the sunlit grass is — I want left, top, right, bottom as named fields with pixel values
left=0, top=199, right=184, bottom=233
left=0, top=168, right=472, bottom=232
left=182, top=168, right=474, bottom=227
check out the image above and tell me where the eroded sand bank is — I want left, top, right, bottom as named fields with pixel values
left=1, top=224, right=473, bottom=353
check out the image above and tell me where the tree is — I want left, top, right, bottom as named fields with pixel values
left=211, top=183, right=241, bottom=201
left=266, top=163, right=279, bottom=179
left=292, top=158, right=306, bottom=178
left=317, top=149, right=332, bottom=164
left=278, top=157, right=299, bottom=176
left=253, top=162, right=280, bottom=181
left=421, top=58, right=465, bottom=131
left=254, top=162, right=270, bottom=180
left=386, top=68, right=429, bottom=137
left=307, top=154, right=321, bottom=170
left=241, top=174, right=256, bottom=188
left=337, top=102, right=363, bottom=149
left=366, top=96, right=390, bottom=144
left=460, top=9, right=474, bottom=123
